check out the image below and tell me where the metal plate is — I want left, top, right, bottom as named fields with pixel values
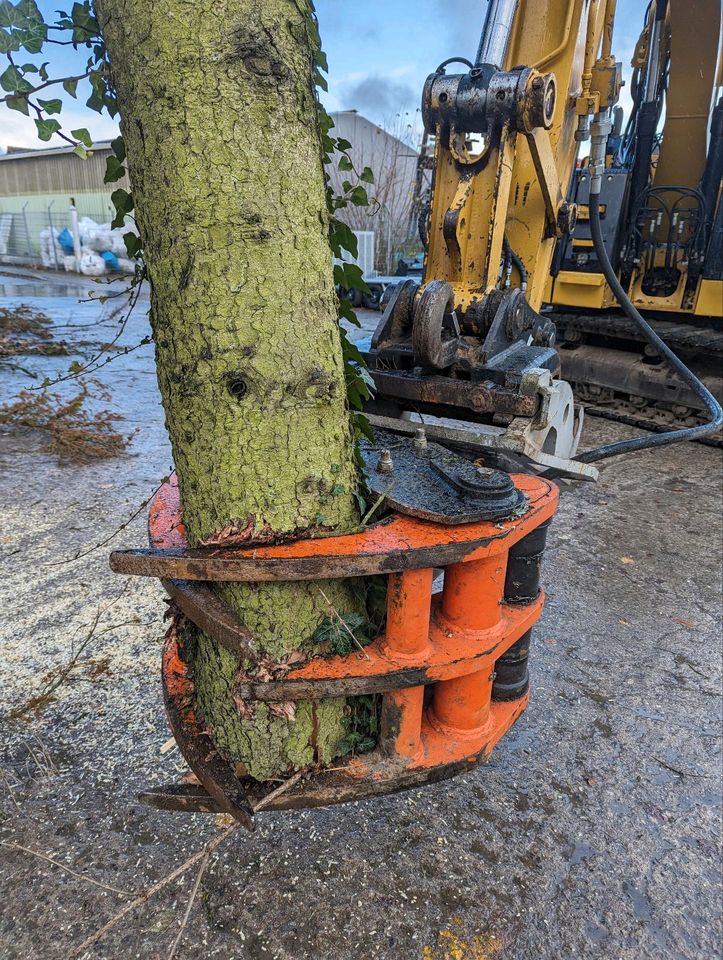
left=361, top=429, right=527, bottom=523
left=163, top=579, right=258, bottom=664
left=234, top=592, right=543, bottom=701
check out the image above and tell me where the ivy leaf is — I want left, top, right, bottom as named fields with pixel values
left=0, top=64, right=33, bottom=93
left=336, top=138, right=352, bottom=151
left=341, top=336, right=367, bottom=367
left=70, top=126, right=92, bottom=147
left=19, top=18, right=46, bottom=54
left=337, top=297, right=361, bottom=327
left=0, top=2, right=26, bottom=28
left=86, top=88, right=104, bottom=112
left=336, top=262, right=371, bottom=294
left=6, top=94, right=29, bottom=115
left=17, top=0, right=43, bottom=20
left=123, top=231, right=141, bottom=258
left=358, top=366, right=376, bottom=391
left=63, top=76, right=78, bottom=98
left=103, top=91, right=118, bottom=118
left=110, top=135, right=126, bottom=162
left=330, top=219, right=357, bottom=259
left=104, top=154, right=125, bottom=183
left=0, top=28, right=23, bottom=54
left=72, top=143, right=87, bottom=159
left=38, top=97, right=62, bottom=114
left=354, top=413, right=375, bottom=443
left=70, top=0, right=99, bottom=43
left=350, top=185, right=369, bottom=207
left=360, top=166, right=374, bottom=184
left=110, top=187, right=133, bottom=228
left=338, top=154, right=353, bottom=172
left=34, top=117, right=61, bottom=141
left=320, top=133, right=334, bottom=156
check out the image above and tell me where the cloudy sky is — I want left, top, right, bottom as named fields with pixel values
left=0, top=0, right=644, bottom=151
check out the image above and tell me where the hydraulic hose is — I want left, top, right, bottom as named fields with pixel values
left=575, top=195, right=723, bottom=463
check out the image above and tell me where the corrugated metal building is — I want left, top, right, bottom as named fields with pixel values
left=0, top=116, right=420, bottom=268
left=0, top=141, right=130, bottom=261
left=327, top=111, right=421, bottom=272
left=0, top=141, right=129, bottom=215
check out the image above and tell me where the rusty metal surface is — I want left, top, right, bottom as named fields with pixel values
left=361, top=428, right=527, bottom=523
left=110, top=472, right=558, bottom=583
left=112, top=538, right=494, bottom=582
left=130, top=471, right=555, bottom=823
left=371, top=277, right=417, bottom=350
left=162, top=633, right=256, bottom=831
left=162, top=579, right=258, bottom=664
left=151, top=626, right=530, bottom=818
left=235, top=592, right=543, bottom=702
left=139, top=754, right=498, bottom=815
left=412, top=279, right=478, bottom=370
left=366, top=367, right=538, bottom=417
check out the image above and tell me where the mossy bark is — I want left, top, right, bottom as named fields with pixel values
left=96, top=0, right=361, bottom=779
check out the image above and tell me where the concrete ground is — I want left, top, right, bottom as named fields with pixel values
left=0, top=268, right=721, bottom=960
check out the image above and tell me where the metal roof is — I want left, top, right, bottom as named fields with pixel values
left=0, top=141, right=114, bottom=162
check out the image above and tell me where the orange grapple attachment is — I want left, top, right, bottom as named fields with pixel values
left=111, top=433, right=558, bottom=829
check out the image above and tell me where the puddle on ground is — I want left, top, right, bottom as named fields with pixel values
left=0, top=281, right=94, bottom=298
left=567, top=840, right=599, bottom=865
left=622, top=880, right=653, bottom=922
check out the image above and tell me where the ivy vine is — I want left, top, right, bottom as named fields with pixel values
left=0, top=1, right=140, bottom=257
left=2, top=0, right=374, bottom=458
left=307, top=7, right=376, bottom=458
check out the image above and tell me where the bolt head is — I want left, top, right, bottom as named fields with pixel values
left=377, top=449, right=394, bottom=473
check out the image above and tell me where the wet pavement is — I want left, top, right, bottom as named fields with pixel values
left=0, top=267, right=721, bottom=960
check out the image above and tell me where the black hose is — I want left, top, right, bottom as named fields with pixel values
left=502, top=235, right=527, bottom=288
left=435, top=57, right=475, bottom=74
left=575, top=195, right=723, bottom=464
left=509, top=248, right=527, bottom=288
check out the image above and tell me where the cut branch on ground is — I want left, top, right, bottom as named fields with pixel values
left=0, top=378, right=137, bottom=464
left=0, top=305, right=68, bottom=358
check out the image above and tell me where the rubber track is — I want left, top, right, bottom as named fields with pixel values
left=550, top=311, right=723, bottom=358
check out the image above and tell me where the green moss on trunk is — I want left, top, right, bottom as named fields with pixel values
left=96, top=0, right=361, bottom=778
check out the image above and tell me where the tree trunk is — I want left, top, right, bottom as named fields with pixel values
left=96, top=0, right=363, bottom=779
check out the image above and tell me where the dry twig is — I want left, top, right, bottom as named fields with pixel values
left=0, top=841, right=136, bottom=897
left=165, top=851, right=210, bottom=960
left=70, top=769, right=306, bottom=959
left=47, top=472, right=170, bottom=566
left=316, top=585, right=372, bottom=660
left=2, top=584, right=137, bottom=722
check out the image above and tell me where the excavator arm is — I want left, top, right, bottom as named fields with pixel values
left=365, top=0, right=622, bottom=481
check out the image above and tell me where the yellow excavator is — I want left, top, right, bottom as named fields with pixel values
left=365, top=0, right=722, bottom=470
left=544, top=0, right=723, bottom=438
left=111, top=0, right=723, bottom=824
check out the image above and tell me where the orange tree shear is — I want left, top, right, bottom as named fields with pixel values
left=110, top=431, right=558, bottom=831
